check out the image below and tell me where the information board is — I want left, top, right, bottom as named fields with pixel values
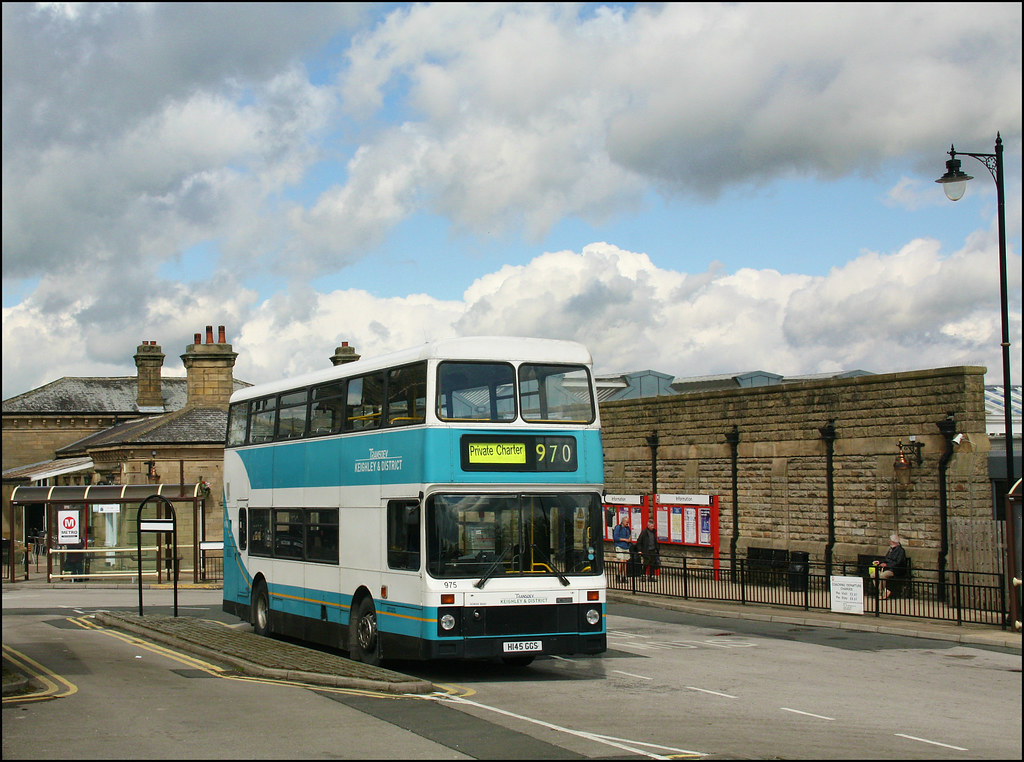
left=830, top=575, right=864, bottom=615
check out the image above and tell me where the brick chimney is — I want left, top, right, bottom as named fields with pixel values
left=134, top=340, right=165, bottom=410
left=180, top=325, right=238, bottom=409
left=330, top=341, right=360, bottom=366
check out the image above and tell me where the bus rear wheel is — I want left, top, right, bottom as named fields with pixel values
left=252, top=582, right=271, bottom=637
left=350, top=597, right=381, bottom=666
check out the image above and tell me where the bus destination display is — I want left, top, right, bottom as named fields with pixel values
left=461, top=434, right=578, bottom=472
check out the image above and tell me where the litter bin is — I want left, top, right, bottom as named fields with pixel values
left=626, top=546, right=642, bottom=578
left=788, top=551, right=809, bottom=592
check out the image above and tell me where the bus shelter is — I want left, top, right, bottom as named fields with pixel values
left=6, top=483, right=217, bottom=584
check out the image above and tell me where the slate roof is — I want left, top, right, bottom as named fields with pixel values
left=56, top=406, right=229, bottom=454
left=2, top=377, right=188, bottom=414
left=2, top=376, right=251, bottom=415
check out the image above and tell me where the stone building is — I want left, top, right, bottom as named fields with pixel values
left=599, top=365, right=1004, bottom=576
left=2, top=326, right=247, bottom=576
left=3, top=333, right=1014, bottom=583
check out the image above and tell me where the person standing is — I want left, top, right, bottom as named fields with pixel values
left=612, top=515, right=631, bottom=582
left=635, top=517, right=661, bottom=581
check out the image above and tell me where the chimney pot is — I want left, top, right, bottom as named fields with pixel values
left=218, top=325, right=226, bottom=343
left=194, top=333, right=202, bottom=344
left=206, top=325, right=214, bottom=344
left=330, top=342, right=360, bottom=366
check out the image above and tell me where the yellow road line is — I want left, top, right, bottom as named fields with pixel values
left=75, top=615, right=446, bottom=699
left=2, top=644, right=77, bottom=704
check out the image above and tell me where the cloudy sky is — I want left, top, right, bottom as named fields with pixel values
left=2, top=2, right=1021, bottom=401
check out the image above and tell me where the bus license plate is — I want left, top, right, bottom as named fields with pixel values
left=503, top=640, right=542, bottom=653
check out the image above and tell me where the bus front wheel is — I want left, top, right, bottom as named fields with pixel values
left=350, top=597, right=381, bottom=666
left=252, top=582, right=271, bottom=637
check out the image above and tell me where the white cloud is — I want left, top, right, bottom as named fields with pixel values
left=4, top=235, right=1020, bottom=399
left=2, top=3, right=1020, bottom=401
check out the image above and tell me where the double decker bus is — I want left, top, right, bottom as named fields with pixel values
left=222, top=336, right=606, bottom=666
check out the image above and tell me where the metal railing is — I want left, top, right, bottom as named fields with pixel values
left=198, top=552, right=223, bottom=582
left=46, top=546, right=162, bottom=583
left=608, top=557, right=1008, bottom=628
left=8, top=542, right=224, bottom=584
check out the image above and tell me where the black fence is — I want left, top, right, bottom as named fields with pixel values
left=608, top=555, right=1008, bottom=628
left=198, top=552, right=223, bottom=582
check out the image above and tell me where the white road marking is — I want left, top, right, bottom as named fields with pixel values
left=781, top=707, right=834, bottom=720
left=679, top=639, right=756, bottom=648
left=438, top=692, right=706, bottom=759
left=895, top=733, right=968, bottom=751
left=613, top=669, right=653, bottom=680
left=687, top=686, right=737, bottom=699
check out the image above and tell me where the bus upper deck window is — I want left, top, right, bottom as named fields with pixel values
left=519, top=364, right=595, bottom=423
left=437, top=362, right=516, bottom=422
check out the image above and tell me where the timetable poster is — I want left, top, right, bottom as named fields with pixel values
left=684, top=506, right=697, bottom=544
left=669, top=505, right=683, bottom=543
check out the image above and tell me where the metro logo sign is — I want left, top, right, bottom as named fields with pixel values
left=58, top=510, right=80, bottom=544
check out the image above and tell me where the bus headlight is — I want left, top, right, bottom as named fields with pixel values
left=440, top=613, right=456, bottom=631
left=585, top=608, right=601, bottom=626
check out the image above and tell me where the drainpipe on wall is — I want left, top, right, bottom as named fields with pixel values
left=726, top=426, right=740, bottom=569
left=646, top=431, right=660, bottom=496
left=936, top=412, right=958, bottom=602
left=819, top=420, right=837, bottom=578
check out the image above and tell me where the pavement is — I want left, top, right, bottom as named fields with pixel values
left=3, top=577, right=1020, bottom=698
left=606, top=590, right=1023, bottom=651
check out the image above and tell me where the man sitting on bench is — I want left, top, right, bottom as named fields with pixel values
left=872, top=534, right=906, bottom=599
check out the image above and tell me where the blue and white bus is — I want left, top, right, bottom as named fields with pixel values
left=222, top=337, right=606, bottom=666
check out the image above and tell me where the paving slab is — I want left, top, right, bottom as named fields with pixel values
left=93, top=611, right=437, bottom=694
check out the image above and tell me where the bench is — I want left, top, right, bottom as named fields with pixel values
left=858, top=552, right=913, bottom=599
left=746, top=546, right=789, bottom=584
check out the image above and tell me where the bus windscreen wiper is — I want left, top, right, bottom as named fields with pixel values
left=474, top=546, right=513, bottom=589
left=530, top=544, right=570, bottom=586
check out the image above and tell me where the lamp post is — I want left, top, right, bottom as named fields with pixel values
left=936, top=133, right=1015, bottom=494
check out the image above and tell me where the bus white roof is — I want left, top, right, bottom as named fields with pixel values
left=230, top=336, right=593, bottom=403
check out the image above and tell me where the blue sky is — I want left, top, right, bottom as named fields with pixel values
left=2, top=3, right=1021, bottom=399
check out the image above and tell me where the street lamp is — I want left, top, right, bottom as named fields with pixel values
left=936, top=133, right=1015, bottom=494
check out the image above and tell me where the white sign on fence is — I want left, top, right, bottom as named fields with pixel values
left=140, top=520, right=174, bottom=533
left=830, top=575, right=864, bottom=615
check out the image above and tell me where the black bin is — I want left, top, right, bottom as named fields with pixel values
left=626, top=546, right=642, bottom=578
left=788, top=551, right=810, bottom=592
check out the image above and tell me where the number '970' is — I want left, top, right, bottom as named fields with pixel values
left=536, top=443, right=572, bottom=463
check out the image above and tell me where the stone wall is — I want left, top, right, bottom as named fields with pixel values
left=2, top=415, right=120, bottom=473
left=600, top=366, right=993, bottom=573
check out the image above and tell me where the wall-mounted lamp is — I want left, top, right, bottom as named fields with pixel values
left=146, top=450, right=159, bottom=480
left=893, top=438, right=924, bottom=486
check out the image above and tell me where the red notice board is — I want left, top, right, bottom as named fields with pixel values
left=602, top=494, right=644, bottom=542
left=650, top=494, right=718, bottom=546
left=652, top=494, right=720, bottom=573
left=604, top=493, right=720, bottom=574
